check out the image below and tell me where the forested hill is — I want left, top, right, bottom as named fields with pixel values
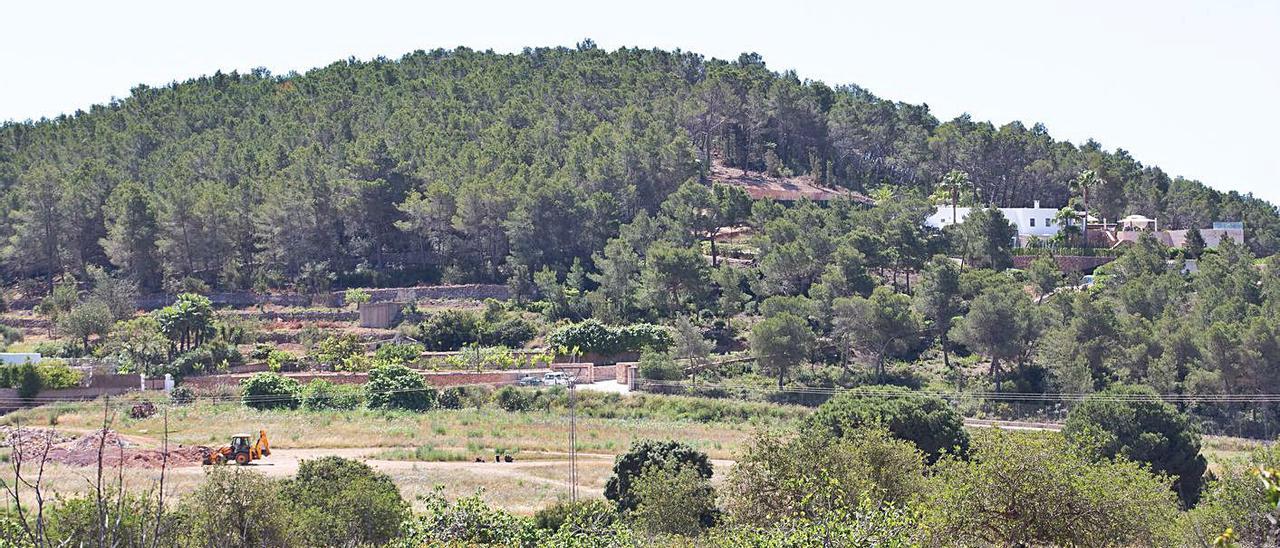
left=2, top=43, right=1277, bottom=291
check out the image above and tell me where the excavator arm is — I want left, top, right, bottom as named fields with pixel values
left=252, top=429, right=271, bottom=459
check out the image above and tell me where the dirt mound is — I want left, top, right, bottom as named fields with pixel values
left=2, top=426, right=75, bottom=461
left=6, top=429, right=210, bottom=469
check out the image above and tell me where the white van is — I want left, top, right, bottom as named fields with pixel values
left=542, top=372, right=576, bottom=386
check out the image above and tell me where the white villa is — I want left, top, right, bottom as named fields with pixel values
left=925, top=200, right=1065, bottom=240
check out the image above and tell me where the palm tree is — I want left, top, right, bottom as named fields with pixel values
left=1053, top=207, right=1083, bottom=247
left=1068, top=170, right=1104, bottom=248
left=938, top=169, right=971, bottom=224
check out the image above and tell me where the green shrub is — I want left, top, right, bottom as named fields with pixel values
left=482, top=316, right=537, bottom=348
left=300, top=379, right=364, bottom=410
left=344, top=288, right=372, bottom=307
left=494, top=386, right=537, bottom=412
left=174, top=467, right=296, bottom=547
left=16, top=362, right=43, bottom=399
left=546, top=320, right=672, bottom=356
left=250, top=343, right=273, bottom=360
left=1064, top=384, right=1208, bottom=507
left=266, top=349, right=300, bottom=372
left=32, top=340, right=79, bottom=358
left=630, top=463, right=717, bottom=535
left=46, top=490, right=173, bottom=546
left=533, top=499, right=616, bottom=532
left=281, top=456, right=409, bottom=547
left=169, top=386, right=196, bottom=405
left=365, top=363, right=436, bottom=411
left=804, top=384, right=969, bottom=464
left=604, top=439, right=713, bottom=514
left=637, top=350, right=684, bottom=381
left=400, top=491, right=538, bottom=546
left=373, top=343, right=423, bottom=366
left=36, top=359, right=83, bottom=389
left=0, top=359, right=82, bottom=398
left=311, top=334, right=365, bottom=370
left=0, top=325, right=21, bottom=350
left=240, top=372, right=301, bottom=410
left=437, top=387, right=463, bottom=409
left=417, top=309, right=481, bottom=351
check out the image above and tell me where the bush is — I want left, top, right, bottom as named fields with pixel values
left=493, top=386, right=538, bottom=412
left=533, top=499, right=617, bottom=532
left=400, top=491, right=538, bottom=546
left=804, top=384, right=969, bottom=464
left=0, top=325, right=21, bottom=350
left=266, top=349, right=300, bottom=372
left=373, top=343, right=423, bottom=366
left=300, top=379, right=364, bottom=410
left=310, top=334, right=366, bottom=370
left=46, top=490, right=173, bottom=546
left=604, top=439, right=713, bottom=514
left=637, top=350, right=684, bottom=381
left=1180, top=443, right=1280, bottom=546
left=250, top=343, right=274, bottom=360
left=546, top=319, right=672, bottom=356
left=0, top=359, right=83, bottom=398
left=482, top=316, right=537, bottom=348
left=280, top=456, right=409, bottom=547
left=32, top=340, right=80, bottom=358
left=344, top=288, right=371, bottom=307
left=171, top=341, right=243, bottom=377
left=16, top=362, right=43, bottom=399
left=925, top=429, right=1178, bottom=547
left=437, top=386, right=463, bottom=409
left=1064, top=384, right=1208, bottom=507
left=169, top=386, right=196, bottom=405
left=174, top=467, right=296, bottom=547
left=722, top=427, right=925, bottom=527
left=365, top=363, right=435, bottom=411
left=240, top=372, right=301, bottom=410
left=630, top=463, right=717, bottom=536
left=35, top=359, right=82, bottom=389
left=417, top=309, right=481, bottom=351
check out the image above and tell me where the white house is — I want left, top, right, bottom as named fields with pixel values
left=926, top=200, right=1063, bottom=239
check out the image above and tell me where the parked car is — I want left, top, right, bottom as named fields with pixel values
left=542, top=372, right=576, bottom=386
left=516, top=375, right=542, bottom=386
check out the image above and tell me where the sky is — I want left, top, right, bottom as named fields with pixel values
left=3, top=0, right=1277, bottom=203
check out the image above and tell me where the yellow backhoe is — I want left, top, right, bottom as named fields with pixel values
left=203, top=430, right=271, bottom=465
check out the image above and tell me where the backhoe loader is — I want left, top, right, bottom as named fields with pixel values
left=203, top=430, right=270, bottom=465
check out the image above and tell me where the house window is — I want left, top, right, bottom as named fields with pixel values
left=1046, top=218, right=1052, bottom=226
left=1029, top=218, right=1036, bottom=227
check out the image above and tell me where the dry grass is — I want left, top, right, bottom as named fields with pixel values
left=5, top=401, right=757, bottom=460
left=0, top=398, right=765, bottom=514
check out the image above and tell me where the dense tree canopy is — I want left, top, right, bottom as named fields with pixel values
left=3, top=44, right=1276, bottom=293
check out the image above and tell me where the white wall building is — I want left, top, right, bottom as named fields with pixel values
left=925, top=200, right=1063, bottom=239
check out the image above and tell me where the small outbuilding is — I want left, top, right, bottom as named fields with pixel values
left=357, top=302, right=404, bottom=328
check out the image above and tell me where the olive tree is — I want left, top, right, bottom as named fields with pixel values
left=926, top=429, right=1179, bottom=547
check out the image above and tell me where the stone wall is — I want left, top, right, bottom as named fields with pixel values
left=0, top=316, right=49, bottom=329
left=181, top=368, right=544, bottom=390
left=339, top=284, right=509, bottom=307
left=7, top=284, right=510, bottom=312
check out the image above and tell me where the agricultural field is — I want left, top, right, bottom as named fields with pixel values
left=0, top=391, right=790, bottom=513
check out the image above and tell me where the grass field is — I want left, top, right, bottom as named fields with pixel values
left=0, top=396, right=1269, bottom=515
left=0, top=397, right=771, bottom=513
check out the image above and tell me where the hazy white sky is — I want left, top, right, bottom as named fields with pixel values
left=3, top=0, right=1277, bottom=202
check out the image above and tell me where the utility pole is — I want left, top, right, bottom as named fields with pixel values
left=568, top=379, right=578, bottom=502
